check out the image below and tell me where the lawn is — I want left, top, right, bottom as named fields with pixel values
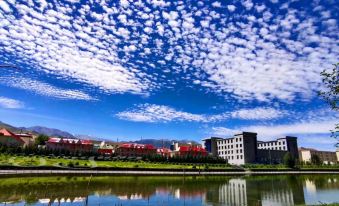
left=0, top=154, right=232, bottom=170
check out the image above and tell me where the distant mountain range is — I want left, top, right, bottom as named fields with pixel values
left=0, top=121, right=199, bottom=148
left=0, top=121, right=74, bottom=138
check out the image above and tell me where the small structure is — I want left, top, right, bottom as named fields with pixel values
left=15, top=133, right=35, bottom=147
left=115, top=143, right=157, bottom=157
left=96, top=141, right=120, bottom=155
left=299, top=147, right=339, bottom=165
left=157, top=147, right=172, bottom=157
left=46, top=137, right=93, bottom=153
left=0, top=128, right=25, bottom=147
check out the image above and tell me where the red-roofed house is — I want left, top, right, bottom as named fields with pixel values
left=46, top=137, right=93, bottom=153
left=115, top=143, right=157, bottom=156
left=0, top=128, right=25, bottom=147
left=157, top=148, right=172, bottom=157
left=178, top=145, right=208, bottom=157
left=171, top=142, right=208, bottom=157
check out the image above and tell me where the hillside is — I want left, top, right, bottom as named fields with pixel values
left=0, top=121, right=73, bottom=137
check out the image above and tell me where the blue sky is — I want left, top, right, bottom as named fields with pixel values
left=0, top=0, right=338, bottom=150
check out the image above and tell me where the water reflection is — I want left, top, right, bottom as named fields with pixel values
left=0, top=175, right=338, bottom=205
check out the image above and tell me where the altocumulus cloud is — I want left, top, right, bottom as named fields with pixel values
left=0, top=0, right=337, bottom=101
left=0, top=97, right=24, bottom=109
left=116, top=104, right=285, bottom=123
left=0, top=77, right=95, bottom=101
left=231, top=107, right=285, bottom=120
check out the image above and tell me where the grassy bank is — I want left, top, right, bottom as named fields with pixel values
left=0, top=154, right=233, bottom=170
left=1, top=154, right=339, bottom=171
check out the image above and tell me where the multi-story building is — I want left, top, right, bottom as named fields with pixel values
left=203, top=132, right=299, bottom=165
left=299, top=147, right=339, bottom=164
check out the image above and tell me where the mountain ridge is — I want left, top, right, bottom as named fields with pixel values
left=0, top=121, right=198, bottom=147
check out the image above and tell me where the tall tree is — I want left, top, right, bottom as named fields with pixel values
left=283, top=152, right=295, bottom=168
left=319, top=63, right=338, bottom=147
left=311, top=154, right=322, bottom=165
left=35, top=134, right=49, bottom=146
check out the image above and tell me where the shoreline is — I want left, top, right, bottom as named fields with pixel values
left=1, top=169, right=339, bottom=176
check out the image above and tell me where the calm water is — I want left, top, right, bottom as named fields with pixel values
left=0, top=175, right=338, bottom=206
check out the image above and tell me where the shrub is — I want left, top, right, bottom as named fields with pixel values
left=204, top=165, right=209, bottom=170
left=67, top=162, right=74, bottom=167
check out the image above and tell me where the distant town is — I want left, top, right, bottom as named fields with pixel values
left=0, top=126, right=338, bottom=166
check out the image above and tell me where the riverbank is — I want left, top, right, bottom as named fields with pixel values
left=1, top=169, right=339, bottom=176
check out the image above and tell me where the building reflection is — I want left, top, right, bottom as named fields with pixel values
left=204, top=176, right=306, bottom=206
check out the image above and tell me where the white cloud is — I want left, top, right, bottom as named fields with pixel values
left=231, top=107, right=285, bottom=120
left=116, top=104, right=207, bottom=123
left=116, top=104, right=287, bottom=123
left=0, top=97, right=24, bottom=109
left=212, top=2, right=221, bottom=8
left=211, top=127, right=240, bottom=136
left=211, top=120, right=337, bottom=140
left=0, top=1, right=11, bottom=13
left=0, top=77, right=95, bottom=101
left=227, top=5, right=236, bottom=12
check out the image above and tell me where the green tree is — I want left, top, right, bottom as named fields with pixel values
left=283, top=152, right=295, bottom=168
left=35, top=134, right=49, bottom=146
left=311, top=154, right=322, bottom=165
left=319, top=63, right=338, bottom=147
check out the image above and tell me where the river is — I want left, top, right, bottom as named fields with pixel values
left=0, top=174, right=338, bottom=205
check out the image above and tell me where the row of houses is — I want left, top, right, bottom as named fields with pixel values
left=0, top=128, right=207, bottom=157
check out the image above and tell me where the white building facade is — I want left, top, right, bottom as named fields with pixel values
left=204, top=132, right=299, bottom=165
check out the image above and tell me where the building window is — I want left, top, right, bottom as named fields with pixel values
left=240, top=149, right=242, bottom=153
left=240, top=144, right=242, bottom=147
left=237, top=155, right=239, bottom=159
left=240, top=155, right=243, bottom=159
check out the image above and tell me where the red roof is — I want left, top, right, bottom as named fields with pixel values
left=0, top=128, right=25, bottom=143
left=120, top=143, right=155, bottom=150
left=179, top=145, right=206, bottom=153
left=15, top=133, right=33, bottom=138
